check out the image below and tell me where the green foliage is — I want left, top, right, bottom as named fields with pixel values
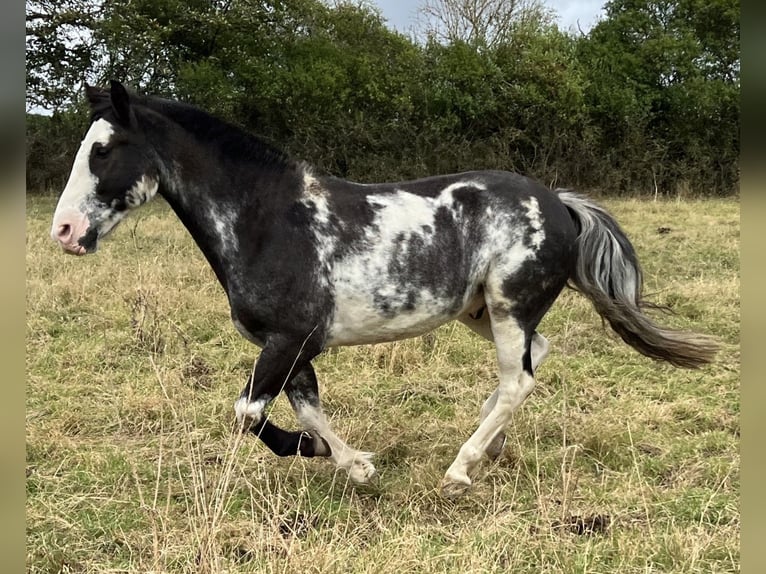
left=26, top=0, right=102, bottom=111
left=577, top=0, right=739, bottom=193
left=25, top=0, right=739, bottom=195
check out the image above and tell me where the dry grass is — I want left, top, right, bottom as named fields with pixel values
left=26, top=194, right=739, bottom=573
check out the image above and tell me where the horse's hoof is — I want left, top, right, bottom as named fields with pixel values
left=440, top=475, right=471, bottom=498
left=347, top=452, right=377, bottom=484
left=486, top=433, right=507, bottom=461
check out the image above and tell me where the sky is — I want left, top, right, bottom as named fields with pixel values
left=372, top=0, right=607, bottom=35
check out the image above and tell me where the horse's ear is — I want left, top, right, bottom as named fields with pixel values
left=84, top=83, right=108, bottom=108
left=109, top=80, right=131, bottom=125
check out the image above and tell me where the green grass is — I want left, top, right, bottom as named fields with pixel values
left=26, top=194, right=739, bottom=573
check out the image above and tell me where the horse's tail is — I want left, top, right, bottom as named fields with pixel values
left=557, top=190, right=717, bottom=368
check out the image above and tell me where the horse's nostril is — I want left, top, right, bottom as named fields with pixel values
left=57, top=223, right=71, bottom=240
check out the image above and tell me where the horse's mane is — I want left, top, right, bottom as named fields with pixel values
left=88, top=87, right=296, bottom=171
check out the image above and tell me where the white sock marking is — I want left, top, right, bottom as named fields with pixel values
left=295, top=402, right=376, bottom=483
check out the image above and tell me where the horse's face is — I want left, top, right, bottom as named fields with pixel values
left=51, top=81, right=159, bottom=255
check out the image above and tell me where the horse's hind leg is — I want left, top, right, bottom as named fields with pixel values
left=460, top=311, right=550, bottom=459
left=442, top=304, right=534, bottom=497
left=480, top=332, right=549, bottom=459
left=286, top=364, right=377, bottom=484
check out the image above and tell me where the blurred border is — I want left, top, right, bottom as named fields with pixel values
left=18, top=1, right=750, bottom=571
left=6, top=1, right=27, bottom=571
left=740, top=1, right=763, bottom=571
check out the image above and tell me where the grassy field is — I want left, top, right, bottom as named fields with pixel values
left=26, top=194, right=739, bottom=573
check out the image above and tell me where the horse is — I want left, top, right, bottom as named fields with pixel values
left=50, top=80, right=717, bottom=497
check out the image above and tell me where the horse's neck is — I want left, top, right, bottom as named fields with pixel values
left=147, top=120, right=299, bottom=293
left=150, top=133, right=246, bottom=292
left=159, top=183, right=235, bottom=292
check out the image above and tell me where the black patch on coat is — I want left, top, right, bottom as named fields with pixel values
left=78, top=225, right=99, bottom=251
left=451, top=186, right=484, bottom=217
left=374, top=204, right=469, bottom=317
left=287, top=200, right=316, bottom=227
left=500, top=188, right=579, bottom=358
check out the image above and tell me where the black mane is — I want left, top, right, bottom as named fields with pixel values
left=89, top=87, right=296, bottom=171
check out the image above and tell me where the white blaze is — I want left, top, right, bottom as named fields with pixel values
left=51, top=119, right=114, bottom=224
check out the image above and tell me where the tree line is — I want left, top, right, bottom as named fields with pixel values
left=26, top=0, right=740, bottom=196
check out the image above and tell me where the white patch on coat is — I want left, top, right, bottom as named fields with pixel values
left=480, top=196, right=544, bottom=274
left=51, top=118, right=114, bottom=223
left=209, top=205, right=239, bottom=254
left=234, top=396, right=268, bottom=428
left=308, top=193, right=332, bottom=227
left=301, top=193, right=337, bottom=293
left=302, top=169, right=325, bottom=196
left=124, top=174, right=159, bottom=208
left=294, top=402, right=376, bottom=483
left=326, top=184, right=484, bottom=346
left=441, top=180, right=487, bottom=195
left=520, top=196, right=545, bottom=249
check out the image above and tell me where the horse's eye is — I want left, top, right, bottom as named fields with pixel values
left=94, top=145, right=111, bottom=158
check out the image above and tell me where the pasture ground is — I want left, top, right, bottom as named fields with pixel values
left=26, top=195, right=739, bottom=573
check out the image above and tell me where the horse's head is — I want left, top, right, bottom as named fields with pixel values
left=51, top=80, right=159, bottom=255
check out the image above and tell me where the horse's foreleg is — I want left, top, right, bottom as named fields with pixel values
left=286, top=364, right=377, bottom=484
left=235, top=371, right=325, bottom=457
left=244, top=415, right=321, bottom=457
left=234, top=335, right=324, bottom=457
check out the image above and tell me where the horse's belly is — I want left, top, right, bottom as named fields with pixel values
left=325, top=288, right=470, bottom=347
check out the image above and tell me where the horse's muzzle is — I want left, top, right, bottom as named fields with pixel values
left=51, top=209, right=89, bottom=255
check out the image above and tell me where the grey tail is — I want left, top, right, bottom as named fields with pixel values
left=557, top=190, right=718, bottom=369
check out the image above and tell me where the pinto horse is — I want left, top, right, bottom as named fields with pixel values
left=50, top=81, right=717, bottom=497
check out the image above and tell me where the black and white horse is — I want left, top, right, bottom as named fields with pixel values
left=50, top=81, right=717, bottom=497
